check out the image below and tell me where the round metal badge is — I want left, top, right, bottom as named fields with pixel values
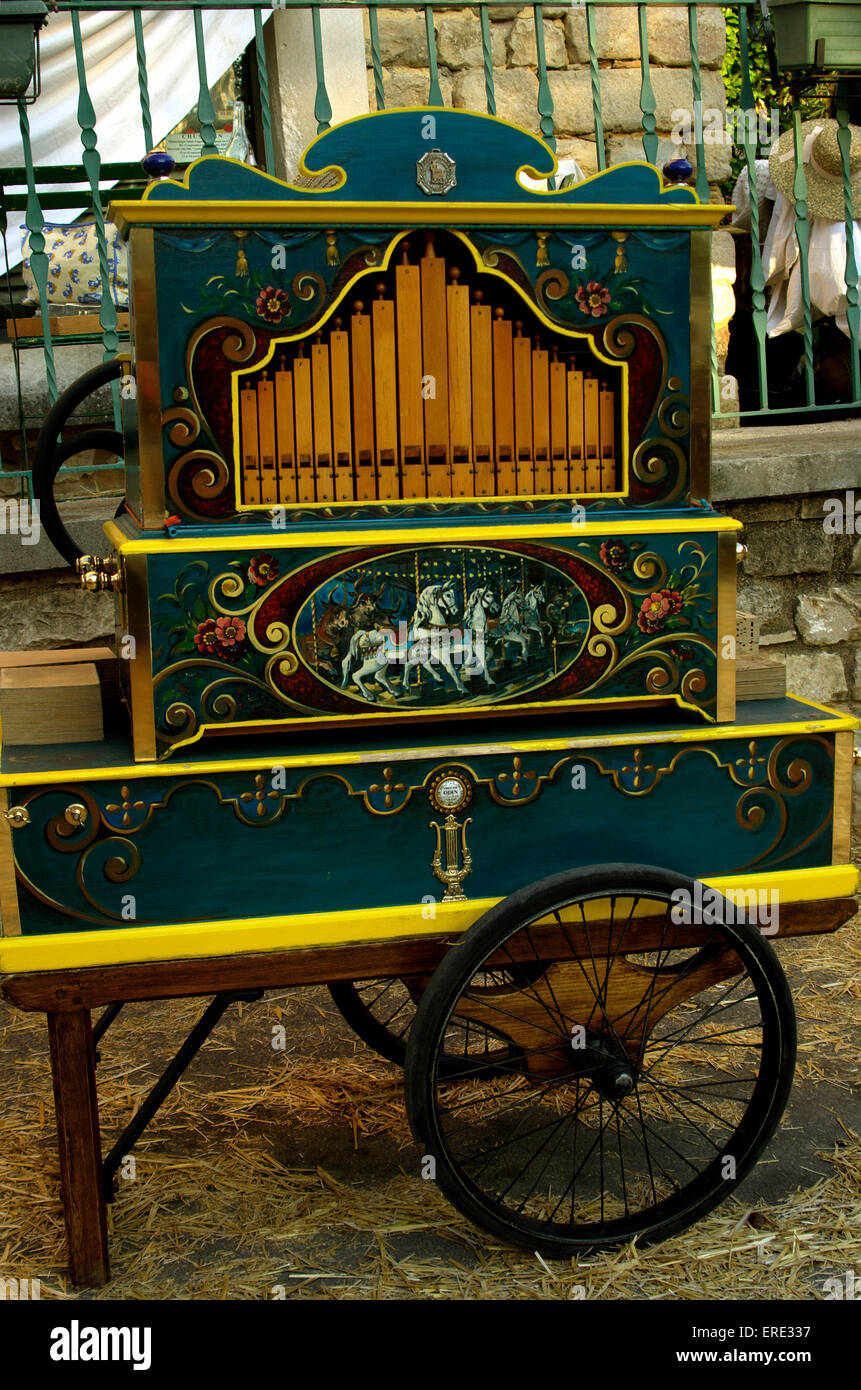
left=428, top=769, right=472, bottom=813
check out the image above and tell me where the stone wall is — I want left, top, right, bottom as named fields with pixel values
left=730, top=497, right=861, bottom=711
left=365, top=5, right=735, bottom=364
left=366, top=6, right=729, bottom=184
left=712, top=421, right=861, bottom=727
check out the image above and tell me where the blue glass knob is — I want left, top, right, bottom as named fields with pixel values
left=141, top=150, right=176, bottom=181
left=662, top=157, right=693, bottom=185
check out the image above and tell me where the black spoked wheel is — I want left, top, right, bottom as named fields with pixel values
left=405, top=864, right=796, bottom=1256
left=329, top=975, right=535, bottom=1078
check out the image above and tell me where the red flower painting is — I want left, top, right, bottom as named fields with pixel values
left=255, top=286, right=290, bottom=324
left=599, top=540, right=629, bottom=571
left=637, top=589, right=683, bottom=634
left=575, top=280, right=611, bottom=318
left=248, top=553, right=279, bottom=586
left=214, top=615, right=246, bottom=649
left=194, top=615, right=247, bottom=657
left=193, top=618, right=221, bottom=654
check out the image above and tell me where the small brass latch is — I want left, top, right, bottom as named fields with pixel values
left=77, top=554, right=123, bottom=593
left=3, top=805, right=30, bottom=828
left=64, top=803, right=88, bottom=827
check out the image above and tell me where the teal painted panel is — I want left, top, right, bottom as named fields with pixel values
left=143, top=111, right=699, bottom=210
left=145, top=530, right=722, bottom=749
left=149, top=223, right=693, bottom=522
left=9, top=725, right=836, bottom=937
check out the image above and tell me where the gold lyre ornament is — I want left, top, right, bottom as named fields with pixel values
left=428, top=768, right=473, bottom=901
left=430, top=814, right=473, bottom=902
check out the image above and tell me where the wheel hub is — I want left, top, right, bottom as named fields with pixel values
left=577, top=1029, right=638, bottom=1099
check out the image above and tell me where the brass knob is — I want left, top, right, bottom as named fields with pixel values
left=854, top=746, right=861, bottom=767
left=736, top=542, right=748, bottom=563
left=80, top=563, right=123, bottom=594
left=3, top=805, right=30, bottom=828
left=64, top=803, right=88, bottom=827
left=76, top=554, right=101, bottom=576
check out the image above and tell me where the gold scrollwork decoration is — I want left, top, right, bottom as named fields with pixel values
left=76, top=837, right=143, bottom=920
left=535, top=266, right=570, bottom=307
left=629, top=550, right=668, bottom=591
left=657, top=392, right=690, bottom=438
left=292, top=271, right=326, bottom=303
left=166, top=449, right=232, bottom=506
left=161, top=406, right=200, bottom=448
left=631, top=438, right=687, bottom=506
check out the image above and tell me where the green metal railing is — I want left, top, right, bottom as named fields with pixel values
left=2, top=1, right=860, bottom=502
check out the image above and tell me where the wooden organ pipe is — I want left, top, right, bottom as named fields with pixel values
left=237, top=238, right=619, bottom=507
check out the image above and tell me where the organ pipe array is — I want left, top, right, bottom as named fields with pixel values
left=237, top=237, right=620, bottom=507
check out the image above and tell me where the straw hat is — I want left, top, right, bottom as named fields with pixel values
left=769, top=118, right=861, bottom=220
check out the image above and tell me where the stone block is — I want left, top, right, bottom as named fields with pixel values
left=795, top=594, right=861, bottom=646
left=736, top=578, right=795, bottom=633
left=454, top=67, right=539, bottom=131
left=851, top=537, right=861, bottom=571
left=652, top=66, right=726, bottom=132
left=383, top=66, right=453, bottom=110
left=0, top=576, right=113, bottom=650
left=564, top=6, right=726, bottom=67
left=854, top=648, right=861, bottom=700
left=375, top=10, right=429, bottom=68
left=436, top=11, right=484, bottom=71
left=648, top=6, right=726, bottom=68
left=565, top=6, right=639, bottom=65
left=508, top=15, right=567, bottom=68
left=784, top=649, right=849, bottom=703
left=734, top=499, right=798, bottom=523
left=548, top=68, right=595, bottom=135
left=741, top=520, right=833, bottom=577
left=555, top=136, right=600, bottom=178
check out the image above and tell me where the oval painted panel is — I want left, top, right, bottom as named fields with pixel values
left=292, top=546, right=592, bottom=708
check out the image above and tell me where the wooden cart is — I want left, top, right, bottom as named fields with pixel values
left=1, top=108, right=857, bottom=1284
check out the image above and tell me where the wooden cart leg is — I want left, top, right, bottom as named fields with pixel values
left=47, top=1009, right=110, bottom=1287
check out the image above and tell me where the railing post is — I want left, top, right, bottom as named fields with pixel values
left=70, top=9, right=120, bottom=373
left=586, top=3, right=606, bottom=171
left=790, top=100, right=816, bottom=406
left=369, top=7, right=385, bottom=111
left=17, top=98, right=57, bottom=406
left=311, top=5, right=333, bottom=132
left=480, top=4, right=496, bottom=117
left=836, top=77, right=861, bottom=403
left=737, top=4, right=769, bottom=412
left=132, top=9, right=154, bottom=154
left=254, top=7, right=275, bottom=171
left=425, top=5, right=443, bottom=106
left=193, top=8, right=219, bottom=155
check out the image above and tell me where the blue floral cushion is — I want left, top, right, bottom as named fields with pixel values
left=20, top=221, right=129, bottom=308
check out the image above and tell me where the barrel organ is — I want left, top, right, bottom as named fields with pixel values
left=98, top=108, right=736, bottom=757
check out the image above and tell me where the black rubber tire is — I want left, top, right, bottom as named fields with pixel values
left=329, top=979, right=418, bottom=1068
left=329, top=976, right=524, bottom=1079
left=31, top=358, right=125, bottom=566
left=405, top=862, right=797, bottom=1257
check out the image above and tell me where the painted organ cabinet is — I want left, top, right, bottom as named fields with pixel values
left=93, top=109, right=736, bottom=761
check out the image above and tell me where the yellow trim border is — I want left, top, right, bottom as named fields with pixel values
left=110, top=200, right=729, bottom=233
left=0, top=865, right=856, bottom=974
left=103, top=515, right=743, bottom=556
left=1, top=700, right=856, bottom=788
